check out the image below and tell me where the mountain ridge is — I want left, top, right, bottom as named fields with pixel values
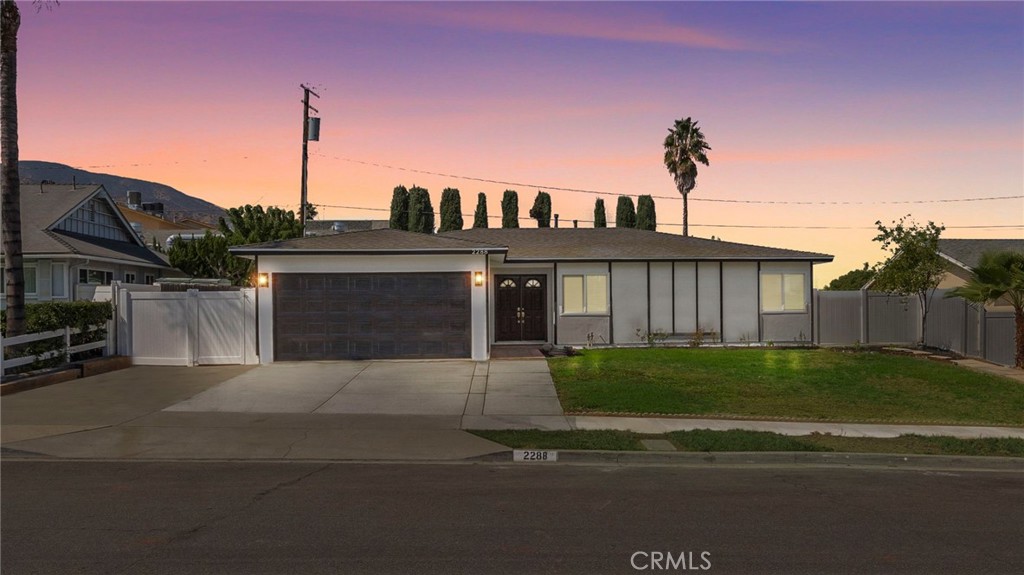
left=15, top=160, right=226, bottom=225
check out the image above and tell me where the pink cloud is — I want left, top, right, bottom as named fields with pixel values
left=356, top=3, right=760, bottom=52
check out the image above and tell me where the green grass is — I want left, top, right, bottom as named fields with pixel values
left=469, top=429, right=1024, bottom=458
left=547, top=348, right=1024, bottom=425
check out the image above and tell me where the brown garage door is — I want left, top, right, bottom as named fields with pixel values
left=273, top=273, right=472, bottom=361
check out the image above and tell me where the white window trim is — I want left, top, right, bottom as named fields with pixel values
left=561, top=274, right=609, bottom=316
left=761, top=272, right=807, bottom=314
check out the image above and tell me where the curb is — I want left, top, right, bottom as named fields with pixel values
left=472, top=450, right=1024, bottom=471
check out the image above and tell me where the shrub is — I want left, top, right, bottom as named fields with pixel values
left=2, top=301, right=113, bottom=373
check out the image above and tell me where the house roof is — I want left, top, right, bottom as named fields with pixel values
left=938, top=239, right=1024, bottom=270
left=230, top=228, right=508, bottom=255
left=440, top=228, right=834, bottom=262
left=8, top=183, right=172, bottom=269
left=232, top=226, right=833, bottom=262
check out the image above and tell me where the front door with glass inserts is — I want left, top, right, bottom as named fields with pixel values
left=495, top=275, right=547, bottom=341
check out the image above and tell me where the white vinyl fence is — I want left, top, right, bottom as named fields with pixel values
left=116, top=286, right=257, bottom=366
left=814, top=289, right=1016, bottom=366
left=1, top=324, right=111, bottom=377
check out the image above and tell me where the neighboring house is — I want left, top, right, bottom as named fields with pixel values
left=304, top=220, right=390, bottom=236
left=0, top=184, right=175, bottom=306
left=231, top=228, right=832, bottom=362
left=865, top=238, right=1024, bottom=310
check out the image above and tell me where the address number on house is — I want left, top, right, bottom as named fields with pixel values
left=513, top=450, right=558, bottom=462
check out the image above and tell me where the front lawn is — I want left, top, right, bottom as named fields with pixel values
left=469, top=429, right=1024, bottom=458
left=547, top=348, right=1024, bottom=425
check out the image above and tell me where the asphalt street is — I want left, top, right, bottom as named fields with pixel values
left=1, top=460, right=1021, bottom=574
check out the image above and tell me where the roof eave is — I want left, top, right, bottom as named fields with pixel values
left=229, top=247, right=509, bottom=256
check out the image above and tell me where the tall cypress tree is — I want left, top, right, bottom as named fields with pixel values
left=528, top=191, right=552, bottom=228
left=615, top=196, right=636, bottom=228
left=636, top=195, right=657, bottom=231
left=389, top=185, right=409, bottom=231
left=501, top=190, right=520, bottom=229
left=593, top=198, right=607, bottom=228
left=438, top=188, right=464, bottom=232
left=407, top=186, right=435, bottom=234
left=473, top=193, right=489, bottom=228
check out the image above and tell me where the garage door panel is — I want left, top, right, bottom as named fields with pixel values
left=274, top=272, right=471, bottom=360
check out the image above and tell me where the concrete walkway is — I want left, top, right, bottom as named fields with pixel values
left=2, top=360, right=1023, bottom=462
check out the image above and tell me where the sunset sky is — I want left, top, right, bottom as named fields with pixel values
left=15, top=1, right=1024, bottom=286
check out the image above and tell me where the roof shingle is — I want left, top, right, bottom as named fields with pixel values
left=938, top=238, right=1024, bottom=269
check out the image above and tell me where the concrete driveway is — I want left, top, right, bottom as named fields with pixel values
left=165, top=359, right=566, bottom=427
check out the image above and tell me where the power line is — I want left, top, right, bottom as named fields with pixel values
left=306, top=201, right=1024, bottom=230
left=316, top=153, right=1024, bottom=206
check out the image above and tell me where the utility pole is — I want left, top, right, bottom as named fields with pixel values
left=300, top=84, right=320, bottom=235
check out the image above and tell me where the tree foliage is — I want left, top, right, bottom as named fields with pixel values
left=946, top=250, right=1024, bottom=368
left=872, top=215, right=946, bottom=345
left=407, top=186, right=434, bottom=234
left=168, top=232, right=253, bottom=286
left=615, top=196, right=636, bottom=228
left=218, top=205, right=302, bottom=244
left=593, top=198, right=607, bottom=228
left=501, top=189, right=519, bottom=228
left=473, top=192, right=488, bottom=228
left=636, top=195, right=657, bottom=231
left=438, top=187, right=464, bottom=233
left=824, top=263, right=875, bottom=291
left=389, top=185, right=410, bottom=231
left=663, top=117, right=711, bottom=236
left=529, top=191, right=552, bottom=228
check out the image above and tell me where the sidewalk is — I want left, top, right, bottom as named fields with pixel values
left=2, top=363, right=1022, bottom=462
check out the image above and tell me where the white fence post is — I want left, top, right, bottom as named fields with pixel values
left=63, top=326, right=72, bottom=363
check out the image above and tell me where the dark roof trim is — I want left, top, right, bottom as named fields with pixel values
left=503, top=255, right=834, bottom=263
left=230, top=247, right=508, bottom=256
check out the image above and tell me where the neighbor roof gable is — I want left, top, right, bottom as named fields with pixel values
left=937, top=239, right=1024, bottom=271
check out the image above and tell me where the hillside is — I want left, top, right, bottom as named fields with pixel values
left=16, top=161, right=226, bottom=225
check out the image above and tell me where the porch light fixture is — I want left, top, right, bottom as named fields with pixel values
left=257, top=273, right=270, bottom=287
left=474, top=271, right=484, bottom=286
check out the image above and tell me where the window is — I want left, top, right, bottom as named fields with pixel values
left=499, top=278, right=517, bottom=288
left=562, top=274, right=608, bottom=315
left=51, top=263, right=67, bottom=298
left=124, top=272, right=136, bottom=284
left=761, top=273, right=806, bottom=312
left=79, top=268, right=114, bottom=285
left=25, top=265, right=37, bottom=295
left=525, top=279, right=542, bottom=288
left=144, top=274, right=155, bottom=285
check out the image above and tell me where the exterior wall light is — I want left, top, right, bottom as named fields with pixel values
left=474, top=271, right=484, bottom=286
left=257, top=273, right=270, bottom=288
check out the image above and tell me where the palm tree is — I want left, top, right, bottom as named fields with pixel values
left=663, top=117, right=710, bottom=237
left=946, top=250, right=1024, bottom=368
left=2, top=0, right=26, bottom=335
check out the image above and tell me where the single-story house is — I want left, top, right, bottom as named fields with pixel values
left=231, top=228, right=833, bottom=362
left=0, top=184, right=175, bottom=306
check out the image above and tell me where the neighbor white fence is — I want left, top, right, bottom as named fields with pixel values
left=814, top=289, right=1015, bottom=366
left=115, top=285, right=257, bottom=366
left=1, top=324, right=111, bottom=378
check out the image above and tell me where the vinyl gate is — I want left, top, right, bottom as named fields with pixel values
left=118, top=288, right=257, bottom=366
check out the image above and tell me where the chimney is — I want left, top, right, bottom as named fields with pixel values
left=573, top=220, right=578, bottom=228
left=554, top=214, right=559, bottom=228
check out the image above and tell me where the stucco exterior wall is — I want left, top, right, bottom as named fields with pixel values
left=649, top=263, right=674, bottom=334
left=722, top=262, right=759, bottom=342
left=673, top=262, right=698, bottom=334
left=697, top=262, right=722, bottom=337
left=611, top=262, right=649, bottom=344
